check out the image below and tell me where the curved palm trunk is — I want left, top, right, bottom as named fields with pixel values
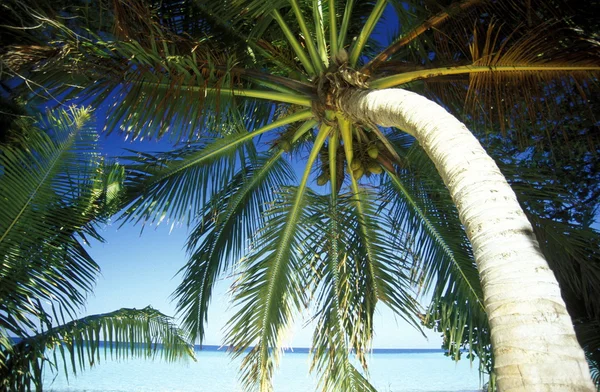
left=339, top=88, right=595, bottom=391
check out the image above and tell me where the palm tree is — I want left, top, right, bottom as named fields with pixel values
left=480, top=110, right=600, bottom=389
left=0, top=106, right=194, bottom=391
left=414, top=125, right=600, bottom=389
left=2, top=0, right=599, bottom=390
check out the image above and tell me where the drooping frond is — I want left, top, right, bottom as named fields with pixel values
left=307, top=193, right=378, bottom=365
left=337, top=117, right=420, bottom=336
left=174, top=151, right=296, bottom=344
left=353, top=186, right=421, bottom=329
left=305, top=187, right=418, bottom=391
left=225, top=127, right=329, bottom=391
left=0, top=306, right=195, bottom=391
left=305, top=130, right=378, bottom=392
left=0, top=106, right=159, bottom=390
left=0, top=107, right=102, bottom=330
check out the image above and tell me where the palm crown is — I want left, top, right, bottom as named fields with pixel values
left=1, top=0, right=599, bottom=390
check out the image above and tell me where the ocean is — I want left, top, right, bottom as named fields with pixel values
left=43, top=346, right=485, bottom=392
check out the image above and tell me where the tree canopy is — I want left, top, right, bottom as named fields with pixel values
left=1, top=0, right=599, bottom=390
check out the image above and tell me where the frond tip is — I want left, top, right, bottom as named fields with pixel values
left=0, top=307, right=195, bottom=391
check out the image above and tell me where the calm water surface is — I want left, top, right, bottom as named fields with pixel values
left=43, top=348, right=485, bottom=392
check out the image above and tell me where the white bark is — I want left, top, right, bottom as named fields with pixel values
left=339, top=88, right=595, bottom=391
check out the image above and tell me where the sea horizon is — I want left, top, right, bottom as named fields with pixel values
left=194, top=344, right=448, bottom=354
left=10, top=336, right=451, bottom=354
left=41, top=345, right=485, bottom=392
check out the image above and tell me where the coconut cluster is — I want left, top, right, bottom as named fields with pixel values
left=315, top=134, right=385, bottom=188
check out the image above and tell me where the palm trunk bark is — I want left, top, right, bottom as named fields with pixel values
left=338, top=88, right=595, bottom=391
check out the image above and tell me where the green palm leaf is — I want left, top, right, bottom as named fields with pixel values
left=174, top=150, right=296, bottom=343
left=370, top=5, right=600, bottom=135
left=0, top=107, right=102, bottom=328
left=122, top=110, right=313, bottom=226
left=377, top=136, right=489, bottom=369
left=0, top=306, right=194, bottom=391
left=306, top=190, right=417, bottom=391
left=306, top=132, right=379, bottom=391
left=225, top=126, right=329, bottom=391
left=0, top=106, right=192, bottom=391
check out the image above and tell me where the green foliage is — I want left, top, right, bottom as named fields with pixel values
left=1, top=0, right=599, bottom=390
left=0, top=107, right=103, bottom=332
left=0, top=107, right=194, bottom=390
left=175, top=151, right=296, bottom=344
left=381, top=140, right=488, bottom=364
left=0, top=307, right=194, bottom=392
left=306, top=189, right=418, bottom=392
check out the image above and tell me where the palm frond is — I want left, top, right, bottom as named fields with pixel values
left=587, top=351, right=600, bottom=390
left=348, top=0, right=386, bottom=67
left=462, top=22, right=600, bottom=133
left=575, top=320, right=600, bottom=389
left=363, top=0, right=485, bottom=74
left=305, top=189, right=417, bottom=391
left=225, top=127, right=328, bottom=391
left=353, top=186, right=421, bottom=331
left=0, top=107, right=102, bottom=329
left=370, top=0, right=585, bottom=72
left=289, top=0, right=325, bottom=74
left=154, top=0, right=288, bottom=70
left=307, top=129, right=377, bottom=392
left=370, top=9, right=600, bottom=138
left=121, top=110, right=312, bottom=226
left=174, top=151, right=295, bottom=344
left=0, top=306, right=195, bottom=391
left=2, top=20, right=310, bottom=142
left=273, top=9, right=318, bottom=76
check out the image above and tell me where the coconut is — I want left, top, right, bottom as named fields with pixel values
left=280, top=140, right=292, bottom=152
left=352, top=167, right=364, bottom=180
left=317, top=173, right=329, bottom=186
left=367, top=145, right=379, bottom=159
left=368, top=162, right=382, bottom=174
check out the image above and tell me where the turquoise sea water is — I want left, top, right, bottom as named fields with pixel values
left=43, top=347, right=485, bottom=392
